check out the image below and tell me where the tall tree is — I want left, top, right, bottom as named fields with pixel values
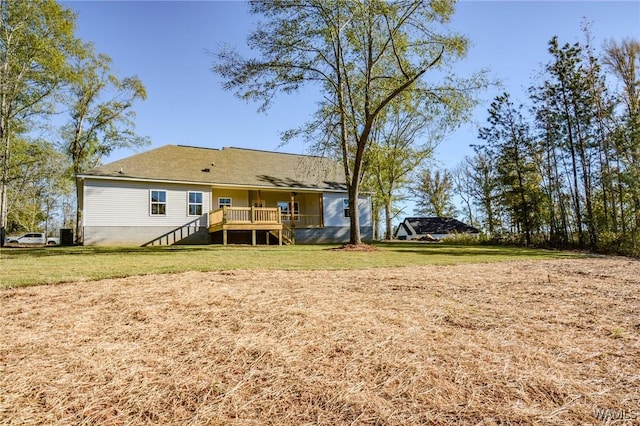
left=364, top=92, right=442, bottom=239
left=602, top=38, right=640, bottom=240
left=529, top=100, right=572, bottom=245
left=60, top=43, right=149, bottom=243
left=451, top=161, right=475, bottom=227
left=412, top=167, right=456, bottom=217
left=541, top=37, right=602, bottom=248
left=478, top=93, right=542, bottom=246
left=459, top=151, right=502, bottom=235
left=581, top=30, right=620, bottom=240
left=214, top=0, right=484, bottom=244
left=0, top=0, right=79, bottom=243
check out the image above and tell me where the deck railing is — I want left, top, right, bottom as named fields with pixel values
left=281, top=214, right=321, bottom=228
left=209, top=208, right=224, bottom=226
left=210, top=206, right=281, bottom=227
left=209, top=207, right=321, bottom=228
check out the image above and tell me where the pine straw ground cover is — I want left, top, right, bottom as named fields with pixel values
left=1, top=258, right=638, bottom=425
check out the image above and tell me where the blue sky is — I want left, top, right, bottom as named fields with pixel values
left=63, top=0, right=639, bottom=170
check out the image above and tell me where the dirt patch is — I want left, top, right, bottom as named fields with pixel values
left=1, top=258, right=638, bottom=425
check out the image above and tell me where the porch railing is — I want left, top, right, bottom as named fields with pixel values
left=209, top=207, right=321, bottom=228
left=210, top=206, right=281, bottom=226
left=281, top=214, right=322, bottom=228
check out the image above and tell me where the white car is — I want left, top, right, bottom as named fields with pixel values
left=6, top=232, right=59, bottom=245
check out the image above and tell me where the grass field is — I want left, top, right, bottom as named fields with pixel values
left=1, top=244, right=638, bottom=425
left=0, top=242, right=580, bottom=289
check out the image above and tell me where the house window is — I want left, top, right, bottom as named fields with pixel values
left=150, top=190, right=167, bottom=216
left=188, top=191, right=203, bottom=216
left=278, top=201, right=299, bottom=219
left=343, top=198, right=350, bottom=218
left=218, top=197, right=232, bottom=208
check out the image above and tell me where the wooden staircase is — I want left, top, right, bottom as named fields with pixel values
left=270, top=224, right=295, bottom=245
left=141, top=216, right=204, bottom=247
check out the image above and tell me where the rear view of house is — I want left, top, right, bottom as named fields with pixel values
left=395, top=217, right=480, bottom=241
left=77, top=145, right=372, bottom=246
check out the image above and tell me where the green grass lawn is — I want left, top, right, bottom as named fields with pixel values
left=0, top=242, right=584, bottom=289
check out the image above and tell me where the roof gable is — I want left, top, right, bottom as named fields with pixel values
left=403, top=217, right=480, bottom=235
left=80, top=145, right=346, bottom=191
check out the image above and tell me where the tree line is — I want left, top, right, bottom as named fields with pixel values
left=0, top=0, right=147, bottom=244
left=427, top=32, right=638, bottom=256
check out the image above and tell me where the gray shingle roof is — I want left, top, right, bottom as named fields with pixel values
left=80, top=145, right=347, bottom=191
left=403, top=217, right=480, bottom=235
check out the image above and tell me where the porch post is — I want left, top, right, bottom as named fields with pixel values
left=290, top=192, right=295, bottom=224
left=278, top=229, right=282, bottom=246
left=223, top=229, right=228, bottom=246
left=252, top=229, right=256, bottom=246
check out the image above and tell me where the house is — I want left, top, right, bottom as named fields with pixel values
left=77, top=145, right=373, bottom=246
left=395, top=217, right=480, bottom=241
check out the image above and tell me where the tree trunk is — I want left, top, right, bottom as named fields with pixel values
left=384, top=200, right=393, bottom=240
left=0, top=95, right=9, bottom=243
left=562, top=101, right=584, bottom=246
left=370, top=198, right=380, bottom=241
left=573, top=114, right=598, bottom=249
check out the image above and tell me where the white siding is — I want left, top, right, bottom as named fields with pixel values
left=83, top=179, right=211, bottom=227
left=322, top=193, right=371, bottom=227
left=358, top=195, right=372, bottom=226
left=395, top=223, right=411, bottom=239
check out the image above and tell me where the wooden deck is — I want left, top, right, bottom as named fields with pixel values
left=209, top=207, right=292, bottom=245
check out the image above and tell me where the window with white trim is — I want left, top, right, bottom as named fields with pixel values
left=343, top=198, right=350, bottom=218
left=218, top=197, right=232, bottom=208
left=150, top=190, right=167, bottom=216
left=188, top=191, right=203, bottom=216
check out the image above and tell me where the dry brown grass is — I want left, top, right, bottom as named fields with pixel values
left=1, top=258, right=639, bottom=425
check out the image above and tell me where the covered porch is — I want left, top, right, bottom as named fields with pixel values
left=208, top=188, right=324, bottom=245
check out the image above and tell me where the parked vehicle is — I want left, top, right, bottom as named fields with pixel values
left=6, top=232, right=59, bottom=245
